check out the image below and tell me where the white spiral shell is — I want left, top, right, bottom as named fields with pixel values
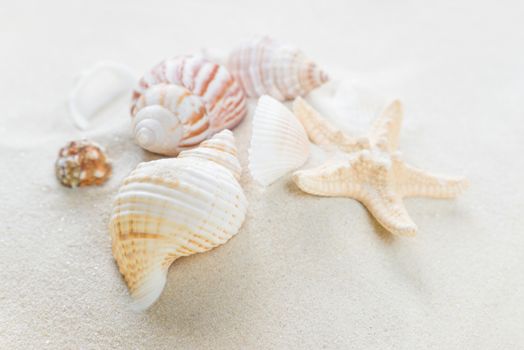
left=109, top=130, right=247, bottom=310
left=227, top=36, right=329, bottom=101
left=131, top=55, right=247, bottom=155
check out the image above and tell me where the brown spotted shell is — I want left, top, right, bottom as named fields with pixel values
left=55, top=139, right=112, bottom=188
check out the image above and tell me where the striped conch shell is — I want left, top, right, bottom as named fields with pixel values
left=226, top=36, right=329, bottom=101
left=109, top=130, right=247, bottom=310
left=131, top=55, right=247, bottom=155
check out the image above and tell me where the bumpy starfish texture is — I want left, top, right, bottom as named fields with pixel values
left=292, top=97, right=468, bottom=236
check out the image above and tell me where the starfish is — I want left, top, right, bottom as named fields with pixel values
left=291, top=97, right=468, bottom=236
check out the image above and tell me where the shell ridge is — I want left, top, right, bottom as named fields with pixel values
left=248, top=95, right=310, bottom=185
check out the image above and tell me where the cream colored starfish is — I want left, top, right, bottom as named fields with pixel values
left=292, top=97, right=468, bottom=236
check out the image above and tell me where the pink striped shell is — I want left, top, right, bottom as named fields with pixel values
left=131, top=55, right=247, bottom=155
left=227, top=36, right=329, bottom=101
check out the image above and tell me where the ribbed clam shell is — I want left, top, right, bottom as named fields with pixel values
left=55, top=139, right=112, bottom=188
left=110, top=131, right=247, bottom=310
left=248, top=95, right=310, bottom=186
left=227, top=36, right=329, bottom=101
left=131, top=55, right=247, bottom=155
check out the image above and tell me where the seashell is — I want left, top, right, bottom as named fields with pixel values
left=226, top=36, right=329, bottom=101
left=109, top=130, right=247, bottom=310
left=248, top=95, right=310, bottom=186
left=131, top=55, right=247, bottom=156
left=55, top=139, right=112, bottom=188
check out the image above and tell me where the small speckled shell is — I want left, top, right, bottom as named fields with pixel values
left=109, top=130, right=247, bottom=310
left=55, top=140, right=111, bottom=188
left=227, top=36, right=329, bottom=101
left=131, top=55, right=247, bottom=155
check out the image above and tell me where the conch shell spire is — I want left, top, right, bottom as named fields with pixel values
left=298, top=61, right=329, bottom=95
left=179, top=130, right=242, bottom=180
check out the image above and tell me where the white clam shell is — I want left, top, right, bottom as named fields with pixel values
left=110, top=130, right=247, bottom=310
left=227, top=36, right=329, bottom=101
left=248, top=95, right=310, bottom=186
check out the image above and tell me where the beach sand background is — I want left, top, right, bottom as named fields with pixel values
left=1, top=0, right=523, bottom=348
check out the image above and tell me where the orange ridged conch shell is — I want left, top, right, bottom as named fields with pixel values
left=131, top=55, right=247, bottom=155
left=226, top=36, right=329, bottom=101
left=109, top=130, right=247, bottom=310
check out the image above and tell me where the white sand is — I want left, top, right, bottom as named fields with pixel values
left=1, top=0, right=523, bottom=348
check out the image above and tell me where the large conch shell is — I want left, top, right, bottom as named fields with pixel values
left=131, top=55, right=247, bottom=156
left=109, top=130, right=247, bottom=310
left=226, top=36, right=329, bottom=101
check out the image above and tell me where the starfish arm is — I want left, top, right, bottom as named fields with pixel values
left=359, top=189, right=418, bottom=236
left=293, top=152, right=418, bottom=236
left=292, top=161, right=364, bottom=198
left=393, top=158, right=469, bottom=198
left=293, top=97, right=369, bottom=152
left=369, top=99, right=403, bottom=152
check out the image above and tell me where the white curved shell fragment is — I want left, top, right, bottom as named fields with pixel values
left=248, top=95, right=310, bottom=186
left=109, top=131, right=248, bottom=310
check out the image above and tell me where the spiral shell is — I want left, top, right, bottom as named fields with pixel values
left=109, top=130, right=247, bottom=310
left=55, top=139, right=112, bottom=188
left=227, top=36, right=329, bottom=101
left=131, top=55, right=247, bottom=155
